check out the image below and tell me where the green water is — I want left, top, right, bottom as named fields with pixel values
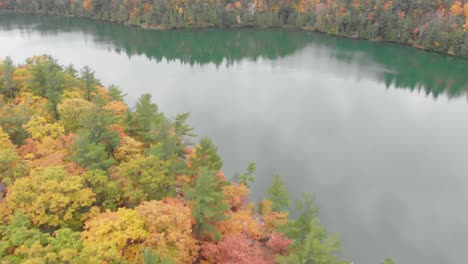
left=1, top=13, right=468, bottom=264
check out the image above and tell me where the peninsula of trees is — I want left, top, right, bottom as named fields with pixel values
left=0, top=55, right=376, bottom=263
left=0, top=0, right=468, bottom=57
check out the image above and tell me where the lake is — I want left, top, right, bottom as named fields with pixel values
left=1, top=13, right=468, bottom=264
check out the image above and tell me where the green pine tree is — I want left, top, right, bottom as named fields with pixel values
left=68, top=130, right=115, bottom=170
left=186, top=167, right=229, bottom=241
left=278, top=193, right=344, bottom=264
left=1, top=56, right=15, bottom=99
left=267, top=175, right=290, bottom=212
left=80, top=65, right=99, bottom=101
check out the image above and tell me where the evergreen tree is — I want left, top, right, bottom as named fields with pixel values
left=278, top=193, right=343, bottom=264
left=80, top=65, right=98, bottom=101
left=107, top=85, right=127, bottom=102
left=267, top=175, right=290, bottom=212
left=29, top=56, right=64, bottom=118
left=69, top=107, right=120, bottom=169
left=129, top=93, right=164, bottom=144
left=174, top=112, right=195, bottom=142
left=234, top=161, right=256, bottom=187
left=190, top=138, right=223, bottom=172
left=186, top=167, right=229, bottom=241
left=80, top=107, right=120, bottom=153
left=1, top=57, right=15, bottom=99
left=69, top=130, right=116, bottom=170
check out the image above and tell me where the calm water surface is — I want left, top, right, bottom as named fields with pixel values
left=1, top=13, right=468, bottom=264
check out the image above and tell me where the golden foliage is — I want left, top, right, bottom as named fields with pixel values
left=57, top=98, right=93, bottom=132
left=112, top=136, right=144, bottom=162
left=103, top=100, right=128, bottom=117
left=217, top=208, right=263, bottom=240
left=223, top=183, right=250, bottom=211
left=13, top=92, right=49, bottom=117
left=2, top=166, right=95, bottom=228
left=450, top=0, right=464, bottom=15
left=23, top=116, right=65, bottom=140
left=81, top=208, right=147, bottom=263
left=137, top=199, right=198, bottom=263
left=258, top=200, right=289, bottom=233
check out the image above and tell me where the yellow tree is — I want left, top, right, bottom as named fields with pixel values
left=112, top=136, right=144, bottom=162
left=19, top=134, right=72, bottom=170
left=23, top=116, right=65, bottom=140
left=103, top=100, right=129, bottom=125
left=57, top=98, right=93, bottom=132
left=1, top=166, right=95, bottom=230
left=223, top=183, right=250, bottom=211
left=80, top=208, right=147, bottom=263
left=258, top=199, right=289, bottom=234
left=217, top=208, right=263, bottom=240
left=0, top=127, right=27, bottom=186
left=136, top=198, right=198, bottom=263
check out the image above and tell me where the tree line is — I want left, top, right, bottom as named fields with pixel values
left=0, top=0, right=467, bottom=57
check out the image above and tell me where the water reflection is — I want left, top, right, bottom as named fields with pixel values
left=1, top=13, right=467, bottom=99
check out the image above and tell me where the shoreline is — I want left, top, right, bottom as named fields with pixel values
left=0, top=10, right=466, bottom=59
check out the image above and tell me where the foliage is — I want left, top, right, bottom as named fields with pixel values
left=107, top=85, right=127, bottom=102
left=1, top=56, right=15, bottom=99
left=266, top=232, right=292, bottom=255
left=80, top=65, right=98, bottom=101
left=217, top=208, right=263, bottom=240
left=188, top=138, right=223, bottom=172
left=57, top=98, right=93, bottom=132
left=68, top=130, right=116, bottom=170
left=267, top=175, right=290, bottom=212
left=136, top=199, right=198, bottom=263
left=258, top=199, right=289, bottom=233
left=82, top=169, right=122, bottom=210
left=187, top=167, right=229, bottom=241
left=0, top=211, right=50, bottom=263
left=23, top=116, right=64, bottom=140
left=382, top=257, right=396, bottom=264
left=68, top=106, right=120, bottom=170
left=0, top=127, right=27, bottom=186
left=1, top=166, right=95, bottom=230
left=277, top=193, right=343, bottom=264
left=113, top=155, right=175, bottom=207
left=113, top=135, right=144, bottom=162
left=234, top=161, right=256, bottom=187
left=80, top=208, right=148, bottom=263
left=201, top=234, right=272, bottom=264
left=28, top=55, right=64, bottom=118
left=129, top=93, right=164, bottom=144
left=222, top=183, right=250, bottom=211
left=0, top=103, right=30, bottom=145
left=142, top=247, right=174, bottom=264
